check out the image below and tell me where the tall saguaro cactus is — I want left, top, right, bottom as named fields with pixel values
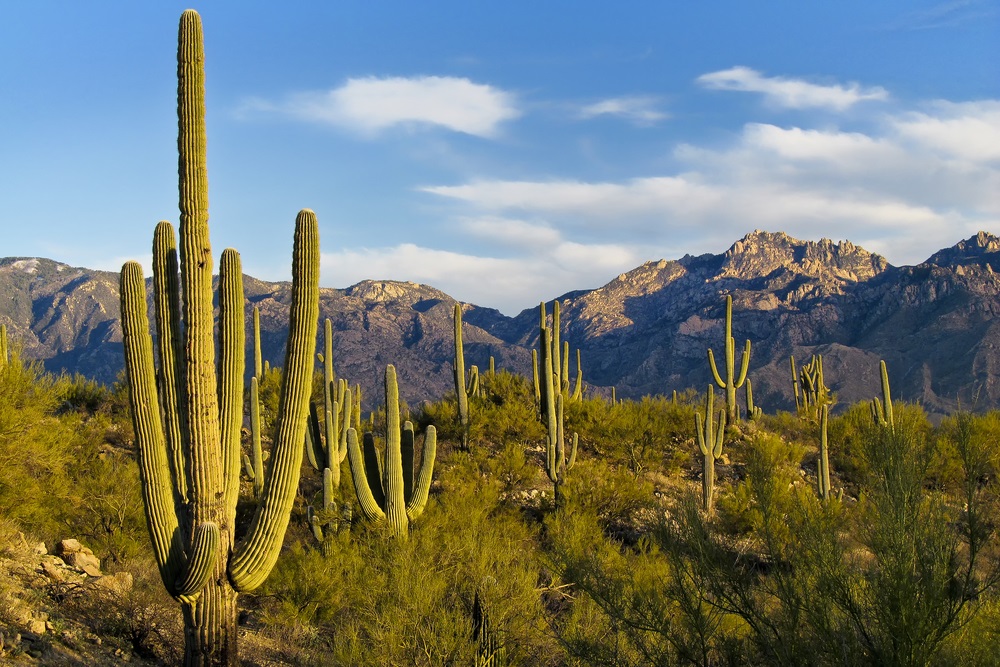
left=119, top=11, right=319, bottom=666
left=695, top=385, right=726, bottom=514
left=347, top=364, right=437, bottom=538
left=871, top=359, right=894, bottom=429
left=540, top=327, right=577, bottom=508
left=454, top=303, right=471, bottom=450
left=707, top=294, right=751, bottom=423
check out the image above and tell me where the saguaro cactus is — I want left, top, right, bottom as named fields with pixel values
left=707, top=294, right=751, bottom=423
left=454, top=303, right=471, bottom=449
left=745, top=377, right=763, bottom=421
left=695, top=385, right=726, bottom=514
left=119, top=11, right=319, bottom=666
left=818, top=404, right=833, bottom=501
left=540, top=328, right=577, bottom=508
left=870, top=359, right=894, bottom=429
left=0, top=324, right=7, bottom=368
left=242, top=307, right=264, bottom=498
left=347, top=364, right=436, bottom=538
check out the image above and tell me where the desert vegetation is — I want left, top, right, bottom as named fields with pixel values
left=2, top=8, right=1000, bottom=667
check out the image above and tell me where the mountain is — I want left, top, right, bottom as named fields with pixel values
left=2, top=231, right=999, bottom=417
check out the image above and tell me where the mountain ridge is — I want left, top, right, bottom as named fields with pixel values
left=2, top=230, right=998, bottom=417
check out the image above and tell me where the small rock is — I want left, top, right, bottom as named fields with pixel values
left=64, top=551, right=102, bottom=576
left=32, top=542, right=47, bottom=556
left=28, top=619, right=46, bottom=635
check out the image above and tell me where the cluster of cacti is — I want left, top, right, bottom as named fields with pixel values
left=745, top=377, right=763, bottom=420
left=347, top=364, right=436, bottom=539
left=118, top=11, right=320, bottom=664
left=707, top=294, right=751, bottom=423
left=871, top=359, right=894, bottom=429
left=792, top=354, right=830, bottom=420
left=304, top=319, right=359, bottom=551
left=534, top=301, right=584, bottom=415
left=539, top=325, right=578, bottom=508
left=695, top=385, right=726, bottom=514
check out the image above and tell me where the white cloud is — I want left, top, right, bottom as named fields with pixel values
left=696, top=66, right=889, bottom=111
left=319, top=240, right=641, bottom=315
left=891, top=100, right=1000, bottom=162
left=579, top=96, right=668, bottom=125
left=248, top=76, right=520, bottom=138
left=459, top=217, right=562, bottom=248
left=420, top=99, right=1000, bottom=270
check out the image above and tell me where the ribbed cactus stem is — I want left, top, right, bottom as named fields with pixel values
left=696, top=385, right=725, bottom=514
left=454, top=304, right=470, bottom=450
left=345, top=365, right=436, bottom=539
left=551, top=301, right=562, bottom=397
left=746, top=377, right=762, bottom=420
left=0, top=324, right=7, bottom=367
left=571, top=348, right=583, bottom=402
left=707, top=294, right=751, bottom=424
left=871, top=359, right=895, bottom=429
left=818, top=404, right=832, bottom=500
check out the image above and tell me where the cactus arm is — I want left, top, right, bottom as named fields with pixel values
left=304, top=402, right=323, bottom=471
left=327, top=402, right=341, bottom=488
left=218, top=248, right=245, bottom=526
left=253, top=306, right=262, bottom=380
left=151, top=221, right=189, bottom=506
left=695, top=412, right=707, bottom=456
left=120, top=261, right=188, bottom=596
left=361, top=432, right=386, bottom=507
left=454, top=304, right=469, bottom=449
left=229, top=209, right=319, bottom=592
left=707, top=349, right=726, bottom=389
left=880, top=360, right=893, bottom=427
left=406, top=426, right=436, bottom=521
left=572, top=349, right=583, bottom=401
left=790, top=356, right=801, bottom=411
left=401, top=421, right=415, bottom=504
left=735, top=339, right=751, bottom=388
left=322, top=468, right=335, bottom=512
left=531, top=349, right=540, bottom=409
left=713, top=408, right=725, bottom=458
left=552, top=301, right=562, bottom=395
left=347, top=428, right=387, bottom=525
left=382, top=365, right=408, bottom=537
left=248, top=377, right=263, bottom=497
left=174, top=522, right=221, bottom=600
left=567, top=432, right=578, bottom=471
left=339, top=387, right=352, bottom=464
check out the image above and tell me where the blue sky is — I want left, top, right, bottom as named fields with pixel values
left=2, top=1, right=998, bottom=314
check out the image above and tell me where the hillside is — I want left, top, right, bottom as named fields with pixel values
left=1, top=230, right=999, bottom=415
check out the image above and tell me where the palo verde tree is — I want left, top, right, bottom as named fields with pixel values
left=119, top=11, right=319, bottom=666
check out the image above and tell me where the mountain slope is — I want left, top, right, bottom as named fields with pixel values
left=1, top=231, right=998, bottom=416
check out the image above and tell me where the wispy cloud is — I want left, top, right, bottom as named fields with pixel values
left=885, top=0, right=997, bottom=30
left=578, top=96, right=668, bottom=125
left=696, top=66, right=889, bottom=111
left=243, top=75, right=520, bottom=138
left=421, top=99, right=1000, bottom=272
left=319, top=239, right=641, bottom=314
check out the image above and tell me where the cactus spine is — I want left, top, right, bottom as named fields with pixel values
left=707, top=294, right=751, bottom=423
left=346, top=365, right=436, bottom=538
left=871, top=359, right=894, bottom=428
left=119, top=11, right=319, bottom=665
left=695, top=385, right=726, bottom=514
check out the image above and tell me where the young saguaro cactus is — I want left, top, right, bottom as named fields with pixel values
left=745, top=377, right=763, bottom=421
left=695, top=385, right=726, bottom=514
left=0, top=324, right=7, bottom=368
left=818, top=404, right=833, bottom=501
left=871, top=359, right=894, bottom=429
left=454, top=303, right=471, bottom=450
left=346, top=364, right=436, bottom=539
left=118, top=11, right=320, bottom=666
left=707, top=294, right=751, bottom=424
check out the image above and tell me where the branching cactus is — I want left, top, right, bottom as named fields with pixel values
left=695, top=385, right=726, bottom=514
left=707, top=294, right=751, bottom=424
left=870, top=359, right=894, bottom=429
left=346, top=364, right=436, bottom=539
left=745, top=377, right=763, bottom=421
left=118, top=11, right=319, bottom=665
left=540, top=327, right=577, bottom=508
left=797, top=354, right=830, bottom=421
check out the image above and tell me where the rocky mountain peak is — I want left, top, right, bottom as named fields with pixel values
left=719, top=229, right=889, bottom=285
left=925, top=231, right=1000, bottom=269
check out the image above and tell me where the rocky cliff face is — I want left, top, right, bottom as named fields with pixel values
left=2, top=231, right=998, bottom=417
